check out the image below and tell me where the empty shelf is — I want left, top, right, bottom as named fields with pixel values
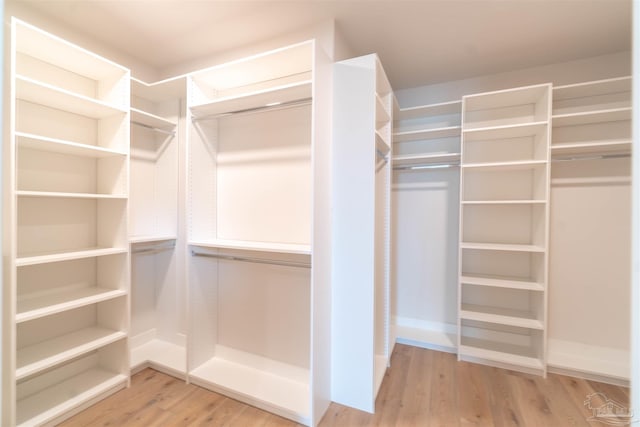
left=190, top=80, right=311, bottom=117
left=394, top=126, right=461, bottom=142
left=16, top=75, right=127, bottom=118
left=393, top=152, right=460, bottom=166
left=189, top=239, right=311, bottom=255
left=551, top=140, right=631, bottom=157
left=17, top=191, right=127, bottom=199
left=460, top=303, right=544, bottom=330
left=16, top=247, right=128, bottom=267
left=461, top=200, right=546, bottom=205
left=460, top=274, right=544, bottom=291
left=16, top=327, right=126, bottom=380
left=553, top=76, right=631, bottom=101
left=396, top=100, right=462, bottom=120
left=130, top=235, right=177, bottom=244
left=459, top=338, right=544, bottom=371
left=463, top=121, right=547, bottom=141
left=17, top=368, right=127, bottom=427
left=552, top=107, right=631, bottom=127
left=460, top=242, right=545, bottom=253
left=190, top=352, right=310, bottom=424
left=130, top=108, right=176, bottom=129
left=16, top=132, right=126, bottom=158
left=17, top=288, right=126, bottom=323
left=462, top=160, right=547, bottom=170
left=130, top=339, right=186, bottom=374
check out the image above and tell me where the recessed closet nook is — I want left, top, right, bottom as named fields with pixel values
left=1, top=12, right=632, bottom=427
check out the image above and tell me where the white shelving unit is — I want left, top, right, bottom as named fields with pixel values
left=5, top=18, right=130, bottom=426
left=186, top=40, right=332, bottom=426
left=332, top=54, right=393, bottom=413
left=129, top=77, right=185, bottom=378
left=458, top=83, right=551, bottom=376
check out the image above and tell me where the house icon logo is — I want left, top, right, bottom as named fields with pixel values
left=584, top=392, right=634, bottom=426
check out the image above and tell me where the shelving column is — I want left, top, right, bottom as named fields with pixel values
left=185, top=40, right=331, bottom=426
left=458, top=83, right=551, bottom=375
left=129, top=77, right=186, bottom=377
left=5, top=18, right=131, bottom=426
left=332, top=53, right=393, bottom=413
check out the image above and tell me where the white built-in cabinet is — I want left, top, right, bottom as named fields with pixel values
left=4, top=18, right=130, bottom=426
left=129, top=77, right=186, bottom=377
left=185, top=41, right=332, bottom=426
left=332, top=54, right=393, bottom=413
left=458, top=84, right=551, bottom=375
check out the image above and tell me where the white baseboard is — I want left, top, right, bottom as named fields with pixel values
left=394, top=316, right=457, bottom=353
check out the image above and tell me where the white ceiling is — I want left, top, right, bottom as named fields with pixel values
left=11, top=0, right=632, bottom=90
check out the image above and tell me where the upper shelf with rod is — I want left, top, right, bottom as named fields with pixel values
left=188, top=41, right=313, bottom=119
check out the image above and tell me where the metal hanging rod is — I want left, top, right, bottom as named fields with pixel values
left=393, top=162, right=460, bottom=171
left=552, top=152, right=631, bottom=162
left=191, top=250, right=311, bottom=269
left=191, top=98, right=312, bottom=122
left=131, top=121, right=176, bottom=136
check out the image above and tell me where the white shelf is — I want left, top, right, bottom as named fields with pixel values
left=459, top=339, right=544, bottom=371
left=551, top=140, right=632, bottom=157
left=16, top=327, right=126, bottom=380
left=393, top=152, right=460, bottom=166
left=393, top=126, right=461, bottom=142
left=460, top=274, right=544, bottom=291
left=462, top=159, right=547, bottom=170
left=376, top=129, right=391, bottom=150
left=17, top=191, right=127, bottom=199
left=17, top=288, right=126, bottom=323
left=552, top=107, right=631, bottom=127
left=15, top=19, right=127, bottom=81
left=16, top=75, right=127, bottom=118
left=396, top=100, right=461, bottom=120
left=460, top=304, right=544, bottom=329
left=130, top=235, right=177, bottom=244
left=16, top=247, right=128, bottom=267
left=189, top=239, right=311, bottom=256
left=376, top=94, right=391, bottom=124
left=463, top=121, right=547, bottom=141
left=130, top=107, right=176, bottom=129
left=553, top=76, right=631, bottom=101
left=16, top=368, right=127, bottom=427
left=460, top=242, right=545, bottom=253
left=130, top=339, right=186, bottom=374
left=190, top=353, right=310, bottom=424
left=15, top=132, right=126, bottom=158
left=464, top=83, right=550, bottom=112
left=461, top=200, right=546, bottom=205
left=190, top=80, right=312, bottom=117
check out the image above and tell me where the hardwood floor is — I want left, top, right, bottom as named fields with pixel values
left=59, top=344, right=630, bottom=426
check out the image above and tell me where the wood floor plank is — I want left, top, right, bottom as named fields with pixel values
left=482, top=367, right=524, bottom=427
left=58, top=345, right=630, bottom=427
left=429, top=350, right=460, bottom=427
left=456, top=361, right=494, bottom=426
left=394, top=345, right=434, bottom=426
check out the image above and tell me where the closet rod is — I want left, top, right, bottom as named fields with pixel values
left=190, top=250, right=311, bottom=269
left=131, top=121, right=176, bottom=136
left=191, top=98, right=312, bottom=121
left=393, top=162, right=460, bottom=171
left=552, top=152, right=631, bottom=162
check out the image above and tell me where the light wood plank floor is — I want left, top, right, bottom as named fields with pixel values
left=59, top=344, right=630, bottom=426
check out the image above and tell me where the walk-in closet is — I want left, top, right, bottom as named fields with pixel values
left=1, top=1, right=635, bottom=426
